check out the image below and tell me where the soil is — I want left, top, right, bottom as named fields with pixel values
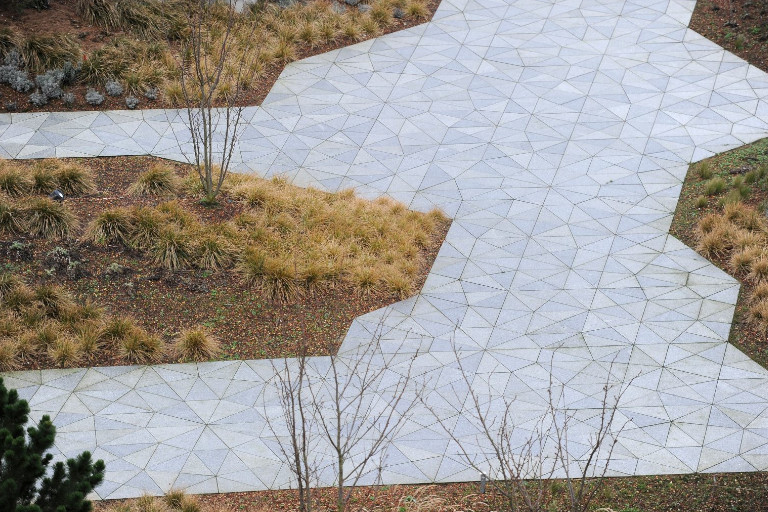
left=1, top=156, right=450, bottom=370
left=0, top=0, right=442, bottom=113
left=92, top=472, right=768, bottom=512
left=690, top=0, right=768, bottom=73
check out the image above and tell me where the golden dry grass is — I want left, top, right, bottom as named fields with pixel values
left=70, top=0, right=433, bottom=102
left=695, top=201, right=768, bottom=333
left=89, top=172, right=447, bottom=299
left=173, top=327, right=220, bottom=362
left=0, top=271, right=169, bottom=369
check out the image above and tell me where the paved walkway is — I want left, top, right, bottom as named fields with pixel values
left=3, top=0, right=768, bottom=500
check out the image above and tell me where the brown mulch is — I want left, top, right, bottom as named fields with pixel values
left=0, top=0, right=442, bottom=113
left=690, top=0, right=768, bottom=73
left=1, top=156, right=450, bottom=370
left=91, top=472, right=768, bottom=512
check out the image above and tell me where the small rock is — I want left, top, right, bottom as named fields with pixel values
left=105, top=262, right=132, bottom=277
left=332, top=2, right=346, bottom=13
left=4, top=101, right=17, bottom=112
left=358, top=4, right=371, bottom=13
left=344, top=0, right=361, bottom=5
left=729, top=165, right=751, bottom=175
left=393, top=6, right=405, bottom=18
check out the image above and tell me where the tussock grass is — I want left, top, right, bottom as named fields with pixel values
left=25, top=198, right=78, bottom=239
left=48, top=336, right=83, bottom=367
left=151, top=227, right=191, bottom=270
left=0, top=340, right=19, bottom=371
left=104, top=491, right=204, bottom=512
left=102, top=316, right=139, bottom=342
left=750, top=299, right=768, bottom=333
left=0, top=197, right=25, bottom=235
left=0, top=163, right=33, bottom=197
left=0, top=271, right=169, bottom=369
left=55, top=162, right=96, bottom=196
left=130, top=207, right=164, bottom=249
left=173, top=327, right=220, bottom=362
left=704, top=177, right=726, bottom=195
left=2, top=285, right=35, bottom=312
left=31, top=162, right=58, bottom=193
left=0, top=272, right=23, bottom=300
left=120, top=329, right=164, bottom=364
left=129, top=164, right=179, bottom=197
left=17, top=33, right=81, bottom=73
left=74, top=322, right=104, bottom=356
left=86, top=208, right=134, bottom=245
left=730, top=247, right=761, bottom=274
left=34, top=284, right=75, bottom=318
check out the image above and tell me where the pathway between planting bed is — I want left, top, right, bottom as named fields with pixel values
left=3, top=0, right=768, bottom=500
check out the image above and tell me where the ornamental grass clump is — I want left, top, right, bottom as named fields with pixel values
left=0, top=163, right=32, bottom=196
left=151, top=227, right=191, bottom=270
left=25, top=198, right=78, bottom=239
left=120, top=329, right=163, bottom=364
left=128, top=164, right=179, bottom=197
left=85, top=208, right=134, bottom=246
left=173, top=327, right=220, bottom=362
left=48, top=336, right=83, bottom=367
left=55, top=162, right=95, bottom=196
left=0, top=340, right=19, bottom=371
left=0, top=197, right=24, bottom=235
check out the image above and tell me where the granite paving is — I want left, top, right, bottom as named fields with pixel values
left=3, top=0, right=768, bottom=499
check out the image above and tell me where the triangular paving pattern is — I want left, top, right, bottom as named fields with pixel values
left=4, top=0, right=768, bottom=499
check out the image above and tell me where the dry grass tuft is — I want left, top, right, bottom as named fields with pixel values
left=102, top=316, right=139, bottom=342
left=173, top=327, right=220, bottom=362
left=34, top=284, right=76, bottom=318
left=696, top=226, right=731, bottom=259
left=730, top=247, right=762, bottom=274
left=0, top=340, right=19, bottom=371
left=25, top=198, right=78, bottom=239
left=120, top=329, right=164, bottom=364
left=55, top=162, right=96, bottom=196
left=48, top=336, right=83, bottom=367
left=17, top=33, right=81, bottom=73
left=0, top=163, right=33, bottom=197
left=86, top=208, right=134, bottom=246
left=750, top=299, right=768, bottom=332
left=0, top=197, right=24, bottom=235
left=129, top=164, right=179, bottom=197
left=749, top=256, right=768, bottom=283
left=151, top=227, right=191, bottom=270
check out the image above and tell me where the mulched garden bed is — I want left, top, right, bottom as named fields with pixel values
left=0, top=156, right=449, bottom=370
left=92, top=472, right=768, bottom=512
left=0, top=0, right=442, bottom=114
left=690, top=0, right=768, bottom=73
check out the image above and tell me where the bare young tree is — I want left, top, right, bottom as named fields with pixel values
left=266, top=347, right=319, bottom=512
left=424, top=344, right=632, bottom=512
left=177, top=0, right=255, bottom=204
left=267, top=322, right=425, bottom=512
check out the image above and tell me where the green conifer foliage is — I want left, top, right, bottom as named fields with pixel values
left=0, top=377, right=105, bottom=512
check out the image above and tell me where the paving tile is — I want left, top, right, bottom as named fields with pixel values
left=4, top=0, right=768, bottom=500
